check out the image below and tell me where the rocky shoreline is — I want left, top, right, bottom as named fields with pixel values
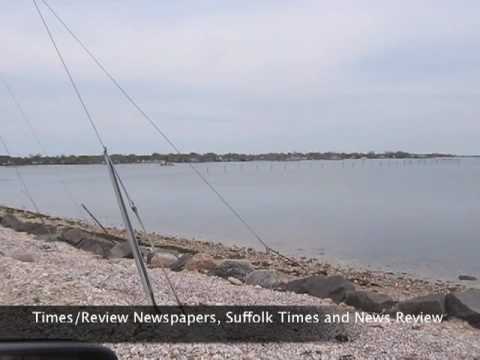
left=0, top=205, right=479, bottom=331
left=2, top=211, right=480, bottom=359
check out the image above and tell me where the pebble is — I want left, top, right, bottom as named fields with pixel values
left=227, top=277, right=243, bottom=286
left=10, top=251, right=35, bottom=263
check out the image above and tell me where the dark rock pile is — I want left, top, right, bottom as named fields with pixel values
left=446, top=289, right=480, bottom=329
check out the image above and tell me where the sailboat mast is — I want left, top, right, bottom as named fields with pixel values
left=104, top=149, right=157, bottom=306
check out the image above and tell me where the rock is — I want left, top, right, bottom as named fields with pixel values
left=394, top=294, right=446, bottom=316
left=59, top=228, right=115, bottom=257
left=108, top=241, right=133, bottom=258
left=183, top=253, right=217, bottom=272
left=446, top=289, right=480, bottom=328
left=283, top=275, right=355, bottom=303
left=345, top=290, right=396, bottom=313
left=41, top=232, right=61, bottom=243
left=170, top=253, right=217, bottom=272
left=228, top=277, right=243, bottom=286
left=1, top=214, right=52, bottom=235
left=281, top=276, right=317, bottom=294
left=211, top=260, right=255, bottom=281
left=25, top=221, right=53, bottom=235
left=1, top=214, right=26, bottom=231
left=245, top=270, right=290, bottom=289
left=458, top=275, right=478, bottom=281
left=11, top=251, right=35, bottom=263
left=150, top=252, right=178, bottom=268
left=335, top=333, right=350, bottom=343
left=108, top=241, right=149, bottom=260
left=170, top=254, right=193, bottom=271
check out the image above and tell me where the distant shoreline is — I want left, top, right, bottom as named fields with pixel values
left=0, top=151, right=464, bottom=166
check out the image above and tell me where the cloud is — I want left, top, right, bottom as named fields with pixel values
left=1, top=0, right=479, bottom=155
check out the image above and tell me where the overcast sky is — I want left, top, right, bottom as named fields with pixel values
left=1, top=0, right=479, bottom=156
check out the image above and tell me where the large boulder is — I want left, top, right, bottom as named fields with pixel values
left=245, top=270, right=291, bottom=289
left=1, top=214, right=25, bottom=231
left=24, top=221, right=53, bottom=235
left=150, top=252, right=178, bottom=268
left=345, top=291, right=396, bottom=313
left=184, top=253, right=218, bottom=272
left=59, top=228, right=114, bottom=257
left=108, top=241, right=133, bottom=258
left=211, top=260, right=255, bottom=281
left=446, top=289, right=480, bottom=328
left=393, top=294, right=446, bottom=316
left=169, top=253, right=217, bottom=272
left=281, top=276, right=317, bottom=294
left=170, top=254, right=193, bottom=272
left=1, top=214, right=52, bottom=235
left=283, top=275, right=355, bottom=303
left=107, top=240, right=150, bottom=259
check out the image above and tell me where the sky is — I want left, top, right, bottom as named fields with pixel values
left=1, top=0, right=479, bottom=156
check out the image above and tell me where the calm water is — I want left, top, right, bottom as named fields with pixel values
left=1, top=158, right=479, bottom=280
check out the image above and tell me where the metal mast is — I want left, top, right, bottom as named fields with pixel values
left=104, top=149, right=157, bottom=306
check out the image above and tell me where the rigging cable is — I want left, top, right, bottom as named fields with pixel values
left=0, top=136, right=42, bottom=217
left=40, top=0, right=304, bottom=268
left=33, top=0, right=105, bottom=150
left=81, top=203, right=109, bottom=234
left=32, top=0, right=182, bottom=306
left=1, top=76, right=87, bottom=223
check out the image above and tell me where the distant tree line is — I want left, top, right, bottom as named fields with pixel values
left=0, top=151, right=456, bottom=166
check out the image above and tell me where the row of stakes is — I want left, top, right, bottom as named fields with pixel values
left=197, top=158, right=464, bottom=174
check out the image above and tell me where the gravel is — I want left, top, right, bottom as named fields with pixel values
left=1, top=225, right=480, bottom=359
